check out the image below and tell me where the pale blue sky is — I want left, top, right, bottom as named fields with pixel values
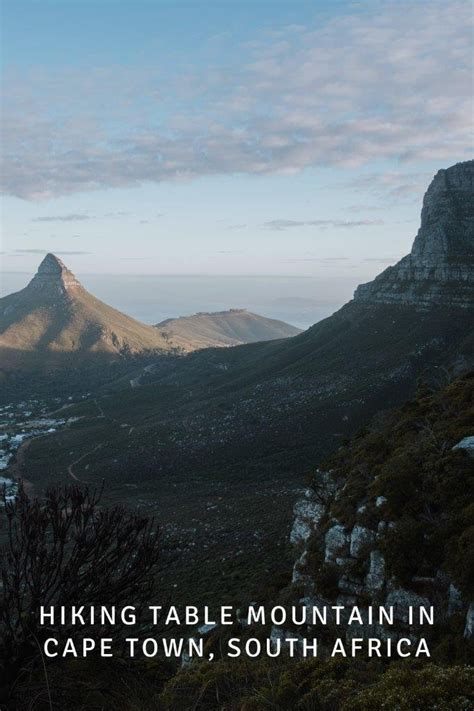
left=1, top=0, right=472, bottom=279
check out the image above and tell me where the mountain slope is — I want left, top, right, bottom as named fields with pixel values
left=155, top=309, right=301, bottom=350
left=0, top=256, right=300, bottom=372
left=286, top=371, right=474, bottom=649
left=19, top=160, right=474, bottom=607
left=0, top=254, right=172, bottom=370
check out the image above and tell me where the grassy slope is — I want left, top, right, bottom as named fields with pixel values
left=20, top=301, right=474, bottom=608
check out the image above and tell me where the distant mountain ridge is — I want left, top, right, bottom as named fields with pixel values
left=155, top=309, right=301, bottom=350
left=0, top=255, right=300, bottom=371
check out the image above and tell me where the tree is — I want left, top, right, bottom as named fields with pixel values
left=0, top=483, right=163, bottom=692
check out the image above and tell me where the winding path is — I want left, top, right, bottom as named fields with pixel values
left=67, top=443, right=103, bottom=482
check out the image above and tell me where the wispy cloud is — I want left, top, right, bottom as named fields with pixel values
left=32, top=214, right=92, bottom=222
left=263, top=219, right=384, bottom=231
left=1, top=1, right=471, bottom=199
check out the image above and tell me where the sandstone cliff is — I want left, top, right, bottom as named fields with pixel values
left=355, top=160, right=474, bottom=308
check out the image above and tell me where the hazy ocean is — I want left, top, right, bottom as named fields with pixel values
left=1, top=273, right=358, bottom=329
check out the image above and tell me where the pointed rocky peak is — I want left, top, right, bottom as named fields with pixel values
left=354, top=160, right=474, bottom=308
left=28, top=253, right=82, bottom=297
left=37, top=253, right=70, bottom=275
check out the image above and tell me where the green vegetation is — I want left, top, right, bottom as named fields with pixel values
left=9, top=657, right=473, bottom=710
left=322, top=372, right=474, bottom=595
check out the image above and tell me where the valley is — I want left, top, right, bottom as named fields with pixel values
left=2, top=160, right=473, bottom=611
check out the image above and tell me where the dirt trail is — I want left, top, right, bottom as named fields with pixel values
left=67, top=443, right=103, bottom=482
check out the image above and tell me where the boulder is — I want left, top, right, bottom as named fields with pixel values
left=453, top=436, right=474, bottom=458
left=464, top=602, right=474, bottom=639
left=324, top=525, right=349, bottom=561
left=385, top=588, right=431, bottom=624
left=350, top=525, right=375, bottom=558
left=290, top=497, right=324, bottom=545
left=366, top=550, right=386, bottom=593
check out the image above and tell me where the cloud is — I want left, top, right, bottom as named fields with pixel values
left=32, top=214, right=92, bottom=222
left=1, top=0, right=472, bottom=199
left=14, top=249, right=91, bottom=254
left=263, top=219, right=384, bottom=231
left=343, top=171, right=432, bottom=201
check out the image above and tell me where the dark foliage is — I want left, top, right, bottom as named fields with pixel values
left=0, top=484, right=162, bottom=700
left=322, top=372, right=474, bottom=594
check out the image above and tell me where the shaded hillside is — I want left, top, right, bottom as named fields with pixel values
left=18, top=161, right=474, bottom=607
left=155, top=309, right=301, bottom=350
left=0, top=256, right=299, bottom=378
left=8, top=383, right=474, bottom=711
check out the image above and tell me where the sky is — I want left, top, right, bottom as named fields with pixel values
left=1, top=0, right=472, bottom=281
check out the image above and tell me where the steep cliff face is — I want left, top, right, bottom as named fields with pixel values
left=287, top=373, right=474, bottom=646
left=23, top=253, right=83, bottom=300
left=355, top=160, right=474, bottom=308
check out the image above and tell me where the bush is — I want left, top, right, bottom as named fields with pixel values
left=0, top=484, right=163, bottom=700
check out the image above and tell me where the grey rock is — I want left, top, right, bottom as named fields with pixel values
left=376, top=496, right=387, bottom=508
left=448, top=584, right=463, bottom=616
left=290, top=498, right=324, bottom=545
left=385, top=588, right=431, bottom=623
left=354, top=161, right=474, bottom=309
left=325, top=525, right=349, bottom=561
left=350, top=525, right=375, bottom=558
left=269, top=626, right=303, bottom=651
left=292, top=550, right=310, bottom=585
left=366, top=550, right=386, bottom=592
left=453, top=436, right=474, bottom=458
left=338, top=576, right=365, bottom=595
left=464, top=602, right=474, bottom=639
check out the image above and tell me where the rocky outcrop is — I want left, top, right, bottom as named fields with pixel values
left=453, top=435, right=474, bottom=457
left=290, top=492, right=324, bottom=545
left=286, top=443, right=471, bottom=645
left=27, top=253, right=82, bottom=300
left=324, top=525, right=349, bottom=561
left=354, top=160, right=474, bottom=308
left=464, top=603, right=474, bottom=639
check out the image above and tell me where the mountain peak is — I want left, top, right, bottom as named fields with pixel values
left=354, top=159, right=474, bottom=308
left=37, top=253, right=69, bottom=274
left=29, top=253, right=82, bottom=296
